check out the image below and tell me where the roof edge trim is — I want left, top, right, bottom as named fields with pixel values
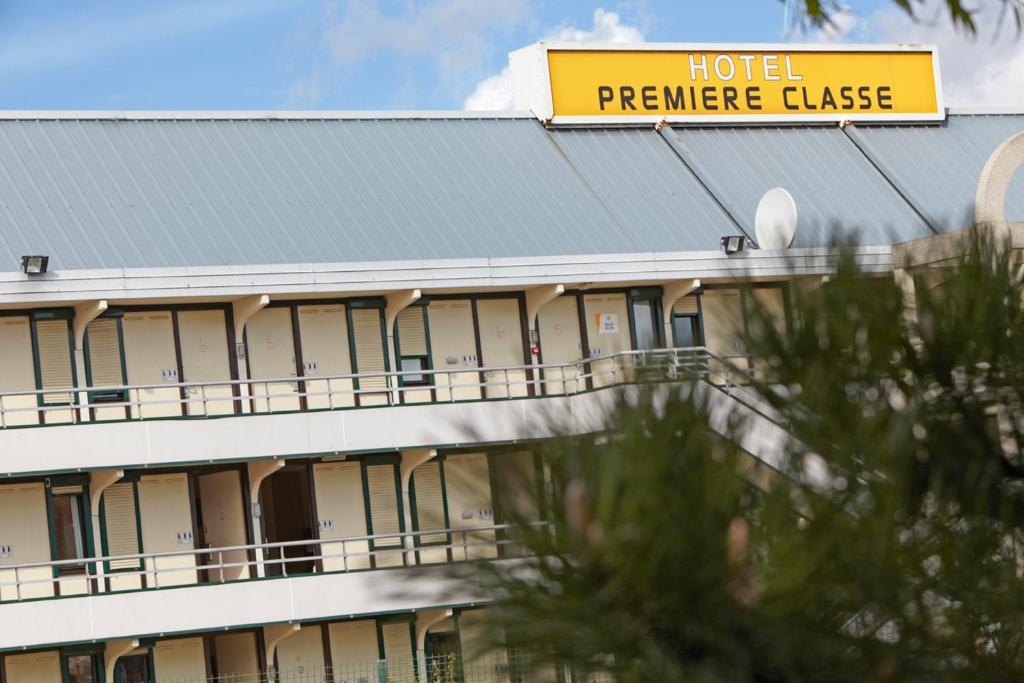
left=0, top=110, right=535, bottom=121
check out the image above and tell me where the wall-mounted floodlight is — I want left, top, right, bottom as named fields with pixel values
left=20, top=255, right=49, bottom=275
left=719, top=236, right=747, bottom=255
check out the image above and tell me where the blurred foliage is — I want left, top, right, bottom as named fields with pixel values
left=789, top=0, right=1023, bottom=36
left=471, top=232, right=1024, bottom=682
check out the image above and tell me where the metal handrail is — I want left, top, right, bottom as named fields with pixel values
left=0, top=522, right=552, bottom=601
left=0, top=347, right=740, bottom=426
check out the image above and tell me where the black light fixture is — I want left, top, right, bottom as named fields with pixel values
left=719, top=235, right=747, bottom=255
left=20, top=255, right=49, bottom=275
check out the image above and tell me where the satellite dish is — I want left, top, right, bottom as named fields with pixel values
left=754, top=187, right=798, bottom=249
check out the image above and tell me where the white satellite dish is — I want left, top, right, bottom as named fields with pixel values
left=754, top=187, right=798, bottom=250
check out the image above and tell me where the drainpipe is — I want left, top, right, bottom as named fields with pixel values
left=231, top=295, right=270, bottom=414
left=400, top=448, right=437, bottom=565
left=104, top=638, right=139, bottom=682
left=415, top=608, right=452, bottom=679
left=89, top=469, right=124, bottom=594
left=524, top=284, right=564, bottom=393
left=385, top=290, right=422, bottom=404
left=247, top=458, right=284, bottom=578
left=72, top=300, right=108, bottom=422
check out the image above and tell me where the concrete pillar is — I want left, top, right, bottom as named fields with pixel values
left=89, top=469, right=124, bottom=594
left=385, top=289, right=422, bottom=404
left=415, top=608, right=452, bottom=679
left=399, top=449, right=437, bottom=565
left=72, top=300, right=108, bottom=422
left=247, top=458, right=284, bottom=577
left=231, top=295, right=270, bottom=413
left=660, top=279, right=700, bottom=348
left=104, top=638, right=139, bottom=682
left=263, top=622, right=300, bottom=676
left=524, top=284, right=564, bottom=392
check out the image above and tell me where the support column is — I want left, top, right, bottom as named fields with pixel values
left=524, top=284, right=564, bottom=392
left=263, top=622, right=300, bottom=675
left=248, top=458, right=284, bottom=578
left=104, top=638, right=139, bottom=682
left=415, top=608, right=452, bottom=678
left=385, top=289, right=422, bottom=404
left=89, top=469, right=124, bottom=594
left=72, top=300, right=108, bottom=422
left=231, top=295, right=270, bottom=414
left=400, top=448, right=437, bottom=565
left=660, top=279, right=700, bottom=348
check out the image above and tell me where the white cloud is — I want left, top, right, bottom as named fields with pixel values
left=811, top=2, right=1024, bottom=107
left=868, top=3, right=1024, bottom=107
left=463, top=8, right=645, bottom=111
left=292, top=0, right=528, bottom=108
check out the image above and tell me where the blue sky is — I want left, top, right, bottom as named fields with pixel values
left=0, top=0, right=1018, bottom=110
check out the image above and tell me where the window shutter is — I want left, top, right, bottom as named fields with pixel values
left=35, top=319, right=74, bottom=404
left=86, top=318, right=125, bottom=388
left=414, top=461, right=447, bottom=543
left=381, top=622, right=412, bottom=663
left=351, top=309, right=386, bottom=391
left=397, top=307, right=428, bottom=356
left=103, top=483, right=141, bottom=570
left=366, top=465, right=401, bottom=547
left=673, top=296, right=699, bottom=316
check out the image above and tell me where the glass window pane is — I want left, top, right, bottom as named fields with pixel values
left=401, top=357, right=426, bottom=384
left=54, top=494, right=86, bottom=568
left=632, top=300, right=658, bottom=350
left=66, top=655, right=95, bottom=683
left=115, top=654, right=150, bottom=683
left=672, top=316, right=696, bottom=347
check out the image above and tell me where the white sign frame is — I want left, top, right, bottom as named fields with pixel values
left=509, top=41, right=945, bottom=125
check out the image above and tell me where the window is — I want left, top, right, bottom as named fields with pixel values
left=85, top=316, right=127, bottom=402
left=400, top=357, right=428, bottom=385
left=114, top=654, right=150, bottom=683
left=671, top=295, right=702, bottom=348
left=52, top=491, right=87, bottom=575
left=396, top=306, right=431, bottom=386
left=631, top=299, right=660, bottom=350
left=64, top=654, right=98, bottom=683
left=32, top=314, right=75, bottom=405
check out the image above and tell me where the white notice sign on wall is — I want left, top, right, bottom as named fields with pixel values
left=597, top=313, right=619, bottom=335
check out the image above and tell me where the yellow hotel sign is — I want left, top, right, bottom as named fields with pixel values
left=508, top=43, right=943, bottom=123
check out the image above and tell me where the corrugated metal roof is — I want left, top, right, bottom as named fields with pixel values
left=0, top=113, right=1018, bottom=272
left=847, top=114, right=1024, bottom=231
left=666, top=125, right=936, bottom=247
left=546, top=128, right=741, bottom=250
left=0, top=118, right=637, bottom=270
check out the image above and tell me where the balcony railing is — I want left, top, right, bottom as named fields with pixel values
left=165, top=650, right=610, bottom=683
left=0, top=347, right=746, bottom=428
left=0, top=522, right=551, bottom=603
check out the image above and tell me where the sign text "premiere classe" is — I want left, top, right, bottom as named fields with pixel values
left=596, top=53, right=895, bottom=113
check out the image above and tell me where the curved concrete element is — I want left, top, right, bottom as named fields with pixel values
left=976, top=131, right=1024, bottom=227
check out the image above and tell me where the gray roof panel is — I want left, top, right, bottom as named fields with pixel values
left=0, top=118, right=634, bottom=270
left=667, top=125, right=936, bottom=247
left=547, top=128, right=739, bottom=251
left=848, top=114, right=1024, bottom=231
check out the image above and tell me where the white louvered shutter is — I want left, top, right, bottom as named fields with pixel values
left=414, top=461, right=447, bottom=543
left=351, top=309, right=387, bottom=393
left=103, top=483, right=141, bottom=570
left=673, top=296, right=699, bottom=316
left=381, top=622, right=413, bottom=663
left=35, top=319, right=74, bottom=404
left=366, top=464, right=401, bottom=548
left=397, top=307, right=428, bottom=356
left=86, top=318, right=125, bottom=389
